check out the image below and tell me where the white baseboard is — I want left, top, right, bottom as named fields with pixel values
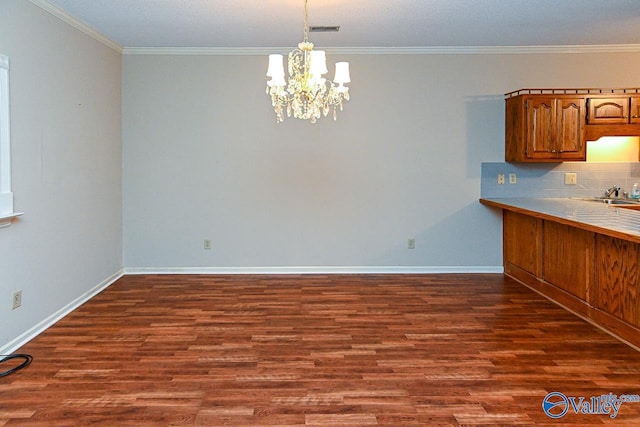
left=124, top=266, right=504, bottom=275
left=0, top=268, right=124, bottom=355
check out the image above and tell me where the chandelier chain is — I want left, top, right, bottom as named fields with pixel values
left=303, top=0, right=309, bottom=43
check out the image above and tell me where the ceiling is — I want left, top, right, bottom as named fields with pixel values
left=42, top=0, right=640, bottom=49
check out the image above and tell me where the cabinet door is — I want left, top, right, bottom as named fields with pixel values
left=631, top=97, right=640, bottom=124
left=543, top=221, right=593, bottom=299
left=555, top=98, right=586, bottom=160
left=503, top=211, right=541, bottom=276
left=587, top=97, right=630, bottom=124
left=525, top=97, right=555, bottom=159
left=592, top=235, right=640, bottom=327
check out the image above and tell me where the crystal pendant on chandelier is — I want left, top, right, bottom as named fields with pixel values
left=266, top=0, right=350, bottom=123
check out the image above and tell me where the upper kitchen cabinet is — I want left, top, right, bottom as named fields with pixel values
left=505, top=91, right=585, bottom=162
left=633, top=97, right=640, bottom=124
left=505, top=88, right=640, bottom=162
left=587, top=96, right=640, bottom=124
left=587, top=97, right=630, bottom=124
left=584, top=93, right=640, bottom=141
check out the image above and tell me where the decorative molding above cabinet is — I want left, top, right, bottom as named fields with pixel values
left=505, top=88, right=640, bottom=162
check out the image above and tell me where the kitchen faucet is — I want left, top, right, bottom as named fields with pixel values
left=604, top=185, right=621, bottom=198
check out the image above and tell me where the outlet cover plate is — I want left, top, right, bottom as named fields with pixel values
left=564, top=172, right=577, bottom=185
left=12, top=290, right=21, bottom=310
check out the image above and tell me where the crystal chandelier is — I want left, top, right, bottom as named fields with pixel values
left=266, top=0, right=351, bottom=123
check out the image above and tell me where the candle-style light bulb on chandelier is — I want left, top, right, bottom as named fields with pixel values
left=266, top=0, right=350, bottom=123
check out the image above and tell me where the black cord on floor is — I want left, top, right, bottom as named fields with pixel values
left=0, top=354, right=33, bottom=377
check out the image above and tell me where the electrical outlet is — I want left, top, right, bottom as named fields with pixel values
left=203, top=239, right=212, bottom=250
left=564, top=172, right=577, bottom=185
left=12, top=290, right=21, bottom=310
left=408, top=238, right=415, bottom=249
left=498, top=174, right=505, bottom=185
left=509, top=173, right=517, bottom=184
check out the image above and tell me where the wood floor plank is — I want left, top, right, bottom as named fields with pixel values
left=2, top=274, right=640, bottom=425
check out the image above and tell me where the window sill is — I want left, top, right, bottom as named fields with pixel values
left=0, top=211, right=23, bottom=229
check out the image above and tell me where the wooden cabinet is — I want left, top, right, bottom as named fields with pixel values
left=632, top=97, right=640, bottom=124
left=505, top=89, right=640, bottom=161
left=542, top=221, right=594, bottom=300
left=503, top=211, right=541, bottom=276
left=504, top=213, right=593, bottom=300
left=587, top=97, right=629, bottom=124
left=497, top=204, right=640, bottom=347
left=481, top=198, right=640, bottom=348
left=591, top=235, right=640, bottom=327
left=505, top=94, right=586, bottom=162
left=587, top=96, right=640, bottom=125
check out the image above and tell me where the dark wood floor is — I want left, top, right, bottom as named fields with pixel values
left=2, top=274, right=640, bottom=426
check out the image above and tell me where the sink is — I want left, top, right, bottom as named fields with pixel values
left=606, top=199, right=640, bottom=205
left=571, top=197, right=640, bottom=206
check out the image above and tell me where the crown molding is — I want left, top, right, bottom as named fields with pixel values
left=28, top=0, right=123, bottom=53
left=123, top=47, right=281, bottom=56
left=123, top=44, right=640, bottom=56
left=339, top=44, right=640, bottom=55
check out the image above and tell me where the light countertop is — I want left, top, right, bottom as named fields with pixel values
left=480, top=197, right=640, bottom=243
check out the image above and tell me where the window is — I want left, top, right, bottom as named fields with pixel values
left=0, top=54, right=19, bottom=226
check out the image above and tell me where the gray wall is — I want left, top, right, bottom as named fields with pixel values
left=122, top=52, right=640, bottom=272
left=0, top=1, right=122, bottom=350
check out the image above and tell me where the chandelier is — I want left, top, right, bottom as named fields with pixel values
left=266, top=0, right=350, bottom=123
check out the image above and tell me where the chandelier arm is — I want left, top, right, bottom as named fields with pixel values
left=270, top=92, right=291, bottom=106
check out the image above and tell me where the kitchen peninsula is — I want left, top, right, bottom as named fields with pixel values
left=481, top=197, right=640, bottom=350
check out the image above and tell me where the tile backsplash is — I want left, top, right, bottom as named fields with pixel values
left=481, top=162, right=640, bottom=198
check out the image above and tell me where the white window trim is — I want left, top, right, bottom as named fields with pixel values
left=0, top=54, right=21, bottom=228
